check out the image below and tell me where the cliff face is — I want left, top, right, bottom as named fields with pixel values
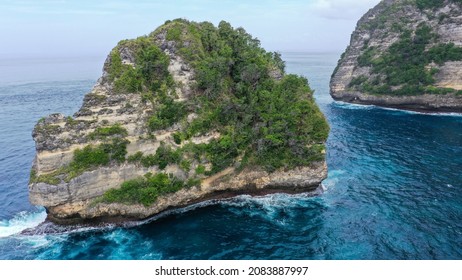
left=331, top=0, right=462, bottom=112
left=29, top=19, right=329, bottom=224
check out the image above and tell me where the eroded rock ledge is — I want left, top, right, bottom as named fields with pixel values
left=331, top=91, right=462, bottom=113
left=42, top=163, right=327, bottom=224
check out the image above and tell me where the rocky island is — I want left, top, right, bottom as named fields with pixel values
left=331, top=0, right=462, bottom=112
left=29, top=19, right=329, bottom=224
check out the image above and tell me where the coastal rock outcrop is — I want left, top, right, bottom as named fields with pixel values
left=29, top=19, right=329, bottom=224
left=330, top=0, right=462, bottom=112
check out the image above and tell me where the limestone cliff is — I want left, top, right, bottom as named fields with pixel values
left=331, top=0, right=462, bottom=112
left=29, top=19, right=329, bottom=224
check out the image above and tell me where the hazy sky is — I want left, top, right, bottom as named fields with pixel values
left=0, top=0, right=381, bottom=58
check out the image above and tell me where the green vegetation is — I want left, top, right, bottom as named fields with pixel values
left=183, top=110, right=219, bottom=138
left=65, top=138, right=129, bottom=181
left=35, top=124, right=60, bottom=135
left=195, top=164, right=206, bottom=174
left=107, top=37, right=184, bottom=132
left=128, top=151, right=144, bottom=163
left=172, top=132, right=182, bottom=144
left=357, top=47, right=377, bottom=67
left=32, top=138, right=129, bottom=184
left=147, top=97, right=187, bottom=131
left=88, top=124, right=128, bottom=140
left=29, top=169, right=60, bottom=185
left=65, top=116, right=78, bottom=127
left=332, top=51, right=346, bottom=79
left=416, top=0, right=462, bottom=10
left=129, top=144, right=181, bottom=169
left=108, top=19, right=328, bottom=177
left=349, top=76, right=368, bottom=88
left=33, top=120, right=125, bottom=179
left=102, top=172, right=186, bottom=206
left=108, top=37, right=173, bottom=94
left=353, top=23, right=462, bottom=95
left=427, top=43, right=462, bottom=64
left=73, top=138, right=128, bottom=168
left=107, top=19, right=327, bottom=174
left=416, top=0, right=445, bottom=10
left=186, top=178, right=201, bottom=188
left=149, top=19, right=328, bottom=172
left=179, top=159, right=191, bottom=172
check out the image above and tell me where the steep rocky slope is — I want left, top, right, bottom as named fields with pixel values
left=331, top=0, right=462, bottom=112
left=29, top=19, right=329, bottom=224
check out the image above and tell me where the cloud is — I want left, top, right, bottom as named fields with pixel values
left=309, top=0, right=380, bottom=20
left=0, top=0, right=384, bottom=56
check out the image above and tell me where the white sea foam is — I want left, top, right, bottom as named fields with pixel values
left=379, top=106, right=462, bottom=117
left=20, top=235, right=54, bottom=248
left=321, top=169, right=346, bottom=191
left=126, top=192, right=321, bottom=228
left=0, top=208, right=47, bottom=238
left=223, top=193, right=316, bottom=209
left=333, top=101, right=376, bottom=110
left=334, top=100, right=462, bottom=117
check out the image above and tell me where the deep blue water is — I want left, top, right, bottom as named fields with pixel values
left=0, top=53, right=461, bottom=259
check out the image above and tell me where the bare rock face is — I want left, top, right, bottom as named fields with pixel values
left=29, top=19, right=328, bottom=224
left=330, top=0, right=462, bottom=112
left=45, top=163, right=327, bottom=223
